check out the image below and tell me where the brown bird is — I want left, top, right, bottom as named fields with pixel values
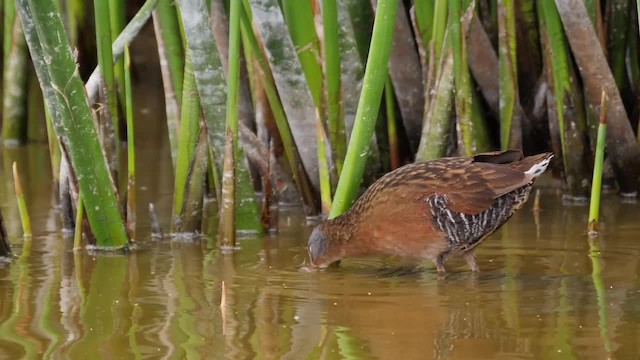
left=308, top=150, right=553, bottom=273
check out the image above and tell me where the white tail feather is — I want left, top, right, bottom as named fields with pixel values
left=524, top=155, right=553, bottom=178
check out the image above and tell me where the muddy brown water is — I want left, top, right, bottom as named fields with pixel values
left=0, top=142, right=639, bottom=359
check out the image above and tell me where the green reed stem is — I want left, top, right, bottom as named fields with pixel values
left=18, top=0, right=128, bottom=248
left=172, top=52, right=201, bottom=231
left=218, top=129, right=236, bottom=248
left=226, top=0, right=241, bottom=164
left=282, top=0, right=324, bottom=113
left=154, top=0, right=184, bottom=167
left=94, top=0, right=119, bottom=148
left=432, top=0, right=448, bottom=62
left=12, top=162, right=31, bottom=237
left=414, top=0, right=435, bottom=49
left=588, top=91, right=607, bottom=234
left=218, top=0, right=241, bottom=244
left=317, top=112, right=332, bottom=214
left=109, top=0, right=126, bottom=103
left=180, top=0, right=262, bottom=233
left=323, top=0, right=345, bottom=175
left=73, top=192, right=84, bottom=251
left=450, top=0, right=490, bottom=155
left=498, top=0, right=518, bottom=150
left=329, top=0, right=398, bottom=218
left=124, top=44, right=136, bottom=241
left=416, top=46, right=455, bottom=161
left=240, top=3, right=317, bottom=211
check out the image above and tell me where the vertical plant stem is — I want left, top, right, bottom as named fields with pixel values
left=588, top=91, right=607, bottom=234
left=239, top=3, right=317, bottom=212
left=282, top=0, right=325, bottom=113
left=152, top=0, right=184, bottom=167
left=498, top=0, right=522, bottom=150
left=124, top=44, right=136, bottom=241
left=323, top=0, right=345, bottom=175
left=218, top=0, right=241, bottom=242
left=12, top=162, right=31, bottom=237
left=539, top=0, right=591, bottom=199
left=451, top=0, right=490, bottom=155
left=227, top=0, right=241, bottom=168
left=172, top=52, right=201, bottom=232
left=432, top=0, right=448, bottom=63
left=329, top=0, right=398, bottom=218
left=317, top=112, right=332, bottom=214
left=219, top=130, right=236, bottom=248
left=94, top=0, right=120, bottom=154
left=18, top=0, right=128, bottom=247
left=416, top=47, right=455, bottom=161
left=73, top=192, right=84, bottom=251
left=109, top=0, right=126, bottom=103
left=180, top=0, right=262, bottom=233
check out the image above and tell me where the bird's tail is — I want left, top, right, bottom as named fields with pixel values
left=515, top=152, right=554, bottom=178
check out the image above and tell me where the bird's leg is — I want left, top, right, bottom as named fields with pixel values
left=463, top=249, right=479, bottom=272
left=435, top=254, right=446, bottom=274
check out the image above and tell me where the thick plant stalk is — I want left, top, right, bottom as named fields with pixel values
left=12, top=162, right=31, bottom=237
left=539, top=0, right=591, bottom=199
left=555, top=0, right=640, bottom=195
left=588, top=92, right=607, bottom=235
left=171, top=53, right=201, bottom=233
left=124, top=44, right=136, bottom=241
left=316, top=112, right=332, bottom=214
left=282, top=0, right=325, bottom=113
left=94, top=0, right=120, bottom=161
left=249, top=0, right=320, bottom=192
left=18, top=0, right=128, bottom=248
left=109, top=0, right=126, bottom=105
left=376, top=0, right=424, bottom=152
left=179, top=0, right=262, bottom=233
left=329, top=0, right=398, bottom=218
left=497, top=0, right=522, bottom=150
left=240, top=3, right=318, bottom=213
left=450, top=0, right=491, bottom=156
left=152, top=0, right=184, bottom=167
left=218, top=130, right=236, bottom=248
left=2, top=16, right=28, bottom=146
left=323, top=0, right=345, bottom=174
left=431, top=0, right=448, bottom=67
left=416, top=47, right=455, bottom=161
